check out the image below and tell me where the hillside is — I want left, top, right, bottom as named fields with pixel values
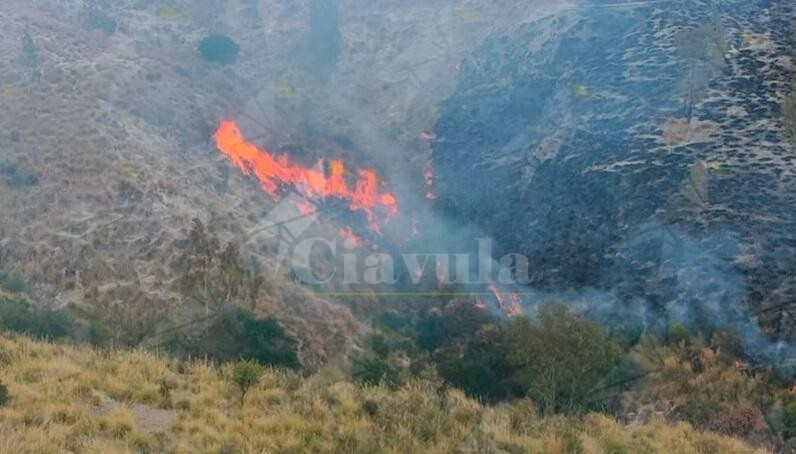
left=0, top=334, right=764, bottom=453
left=1, top=0, right=796, bottom=452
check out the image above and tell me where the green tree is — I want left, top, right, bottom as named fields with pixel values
left=232, top=360, right=263, bottom=404
left=437, top=323, right=513, bottom=402
left=416, top=301, right=493, bottom=352
left=506, top=304, right=622, bottom=414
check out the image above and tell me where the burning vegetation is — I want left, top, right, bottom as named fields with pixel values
left=213, top=120, right=398, bottom=233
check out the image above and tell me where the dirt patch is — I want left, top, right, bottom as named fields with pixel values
left=659, top=118, right=719, bottom=146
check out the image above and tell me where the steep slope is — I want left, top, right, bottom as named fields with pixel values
left=433, top=0, right=796, bottom=351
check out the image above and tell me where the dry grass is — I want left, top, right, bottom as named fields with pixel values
left=0, top=334, right=766, bottom=453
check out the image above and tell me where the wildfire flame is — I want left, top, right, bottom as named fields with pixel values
left=213, top=120, right=398, bottom=232
left=488, top=283, right=524, bottom=317
left=508, top=293, right=524, bottom=317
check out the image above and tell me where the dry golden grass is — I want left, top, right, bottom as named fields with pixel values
left=0, top=334, right=766, bottom=453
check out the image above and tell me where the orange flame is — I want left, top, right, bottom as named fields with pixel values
left=508, top=293, right=524, bottom=317
left=474, top=298, right=487, bottom=310
left=213, top=120, right=398, bottom=232
left=489, top=283, right=505, bottom=309
left=488, top=284, right=523, bottom=317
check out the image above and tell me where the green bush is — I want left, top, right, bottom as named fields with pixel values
left=438, top=357, right=505, bottom=402
left=189, top=309, right=299, bottom=369
left=416, top=303, right=492, bottom=352
left=0, top=273, right=27, bottom=293
left=198, top=34, right=240, bottom=64
left=232, top=360, right=263, bottom=404
left=362, top=399, right=379, bottom=417
left=506, top=304, right=622, bottom=414
left=0, top=299, right=72, bottom=339
left=351, top=357, right=398, bottom=387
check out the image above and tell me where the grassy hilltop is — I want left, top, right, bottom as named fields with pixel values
left=0, top=334, right=763, bottom=454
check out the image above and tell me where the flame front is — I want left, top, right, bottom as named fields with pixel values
left=213, top=120, right=398, bottom=232
left=488, top=283, right=524, bottom=317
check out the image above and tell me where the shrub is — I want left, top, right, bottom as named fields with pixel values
left=416, top=302, right=493, bottom=352
left=190, top=309, right=299, bottom=368
left=0, top=273, right=27, bottom=293
left=362, top=399, right=379, bottom=417
left=0, top=298, right=72, bottom=339
left=198, top=34, right=240, bottom=64
left=232, top=360, right=263, bottom=404
left=783, top=398, right=796, bottom=439
left=437, top=357, right=504, bottom=402
left=0, top=379, right=8, bottom=406
left=351, top=357, right=398, bottom=387
left=506, top=304, right=622, bottom=414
